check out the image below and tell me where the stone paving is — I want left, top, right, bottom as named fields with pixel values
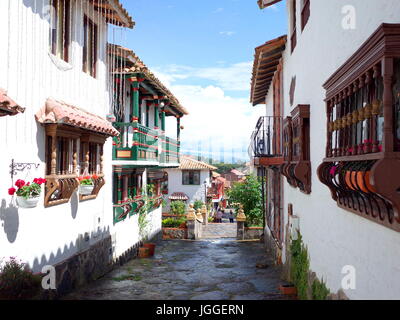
left=202, top=221, right=237, bottom=239
left=64, top=239, right=292, bottom=300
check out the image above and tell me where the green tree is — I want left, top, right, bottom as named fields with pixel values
left=170, top=201, right=186, bottom=215
left=227, top=175, right=263, bottom=226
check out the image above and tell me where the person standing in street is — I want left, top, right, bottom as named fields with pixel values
left=229, top=210, right=235, bottom=223
left=217, top=208, right=223, bottom=223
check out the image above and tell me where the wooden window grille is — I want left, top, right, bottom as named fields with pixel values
left=44, top=125, right=106, bottom=207
left=301, top=0, right=310, bottom=31
left=83, top=15, right=98, bottom=78
left=290, top=0, right=297, bottom=53
left=50, top=0, right=71, bottom=62
left=280, top=105, right=311, bottom=194
left=318, top=24, right=400, bottom=232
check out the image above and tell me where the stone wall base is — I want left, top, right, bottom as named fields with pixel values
left=244, top=227, right=263, bottom=240
left=46, top=230, right=162, bottom=299
left=162, top=228, right=188, bottom=239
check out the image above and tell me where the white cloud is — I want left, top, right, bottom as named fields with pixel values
left=154, top=63, right=262, bottom=162
left=219, top=31, right=236, bottom=36
left=155, top=62, right=252, bottom=92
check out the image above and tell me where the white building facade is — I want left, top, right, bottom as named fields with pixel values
left=0, top=0, right=164, bottom=295
left=251, top=0, right=400, bottom=299
left=163, top=156, right=215, bottom=212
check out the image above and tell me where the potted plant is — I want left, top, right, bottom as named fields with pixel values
left=138, top=196, right=156, bottom=257
left=78, top=175, right=97, bottom=196
left=8, top=178, right=46, bottom=209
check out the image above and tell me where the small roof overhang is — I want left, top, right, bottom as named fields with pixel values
left=250, top=35, right=287, bottom=106
left=92, top=0, right=135, bottom=29
left=0, top=89, right=25, bottom=117
left=36, top=98, right=119, bottom=137
left=257, top=0, right=282, bottom=9
left=109, top=44, right=188, bottom=117
left=169, top=192, right=189, bottom=201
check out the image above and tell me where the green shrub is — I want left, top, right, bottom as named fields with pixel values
left=290, top=233, right=310, bottom=300
left=193, top=200, right=204, bottom=211
left=170, top=201, right=186, bottom=215
left=162, top=218, right=186, bottom=228
left=312, top=278, right=330, bottom=300
left=246, top=208, right=263, bottom=227
left=0, top=258, right=42, bottom=300
left=227, top=175, right=263, bottom=226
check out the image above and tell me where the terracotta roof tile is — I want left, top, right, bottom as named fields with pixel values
left=35, top=98, right=119, bottom=137
left=93, top=0, right=135, bottom=29
left=179, top=156, right=217, bottom=171
left=108, top=44, right=188, bottom=116
left=250, top=35, right=286, bottom=106
left=0, top=88, right=25, bottom=117
left=231, top=169, right=245, bottom=176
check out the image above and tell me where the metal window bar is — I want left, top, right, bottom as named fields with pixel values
left=251, top=116, right=283, bottom=158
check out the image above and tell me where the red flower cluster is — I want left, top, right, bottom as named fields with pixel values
left=78, top=175, right=98, bottom=181
left=15, top=179, right=26, bottom=188
left=8, top=178, right=46, bottom=196
left=33, top=178, right=46, bottom=185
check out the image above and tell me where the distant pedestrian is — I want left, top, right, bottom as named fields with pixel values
left=216, top=208, right=223, bottom=223
left=229, top=210, right=235, bottom=223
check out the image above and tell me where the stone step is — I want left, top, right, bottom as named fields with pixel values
left=201, top=223, right=237, bottom=239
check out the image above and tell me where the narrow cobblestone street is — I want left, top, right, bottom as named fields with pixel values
left=64, top=238, right=290, bottom=300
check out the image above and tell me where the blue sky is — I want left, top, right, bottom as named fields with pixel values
left=118, top=0, right=287, bottom=162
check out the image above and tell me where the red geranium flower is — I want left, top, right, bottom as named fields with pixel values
left=84, top=176, right=91, bottom=180
left=8, top=188, right=16, bottom=196
left=92, top=174, right=99, bottom=180
left=15, top=179, right=26, bottom=188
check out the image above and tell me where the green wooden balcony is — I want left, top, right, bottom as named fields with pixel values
left=160, top=136, right=180, bottom=166
left=112, top=122, right=180, bottom=166
left=113, top=122, right=159, bottom=162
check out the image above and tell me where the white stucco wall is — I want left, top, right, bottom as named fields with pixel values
left=0, top=0, right=146, bottom=273
left=261, top=0, right=400, bottom=299
left=163, top=169, right=211, bottom=212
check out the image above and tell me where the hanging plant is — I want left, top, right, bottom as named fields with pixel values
left=9, top=178, right=46, bottom=209
left=78, top=175, right=98, bottom=196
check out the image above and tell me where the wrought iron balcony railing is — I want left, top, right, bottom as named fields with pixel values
left=250, top=116, right=283, bottom=158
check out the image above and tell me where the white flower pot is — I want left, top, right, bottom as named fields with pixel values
left=80, top=185, right=94, bottom=196
left=17, top=196, right=39, bottom=208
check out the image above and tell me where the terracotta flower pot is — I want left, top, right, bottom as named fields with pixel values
left=345, top=171, right=358, bottom=191
left=143, top=243, right=156, bottom=256
left=279, top=284, right=297, bottom=295
left=356, top=171, right=376, bottom=193
left=179, top=222, right=187, bottom=229
left=138, top=247, right=151, bottom=258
